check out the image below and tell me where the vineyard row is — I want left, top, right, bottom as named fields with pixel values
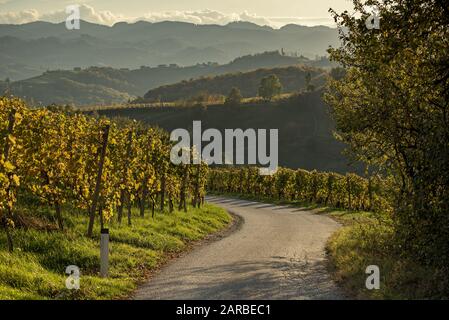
left=207, top=167, right=392, bottom=213
left=0, top=97, right=208, bottom=251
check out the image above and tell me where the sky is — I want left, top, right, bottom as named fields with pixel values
left=0, top=0, right=354, bottom=27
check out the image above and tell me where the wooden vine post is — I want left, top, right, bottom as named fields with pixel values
left=87, top=124, right=110, bottom=237
left=118, top=130, right=133, bottom=224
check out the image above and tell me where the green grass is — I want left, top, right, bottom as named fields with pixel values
left=318, top=205, right=448, bottom=299
left=326, top=213, right=449, bottom=299
left=0, top=203, right=231, bottom=300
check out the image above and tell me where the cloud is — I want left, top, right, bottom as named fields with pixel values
left=0, top=9, right=39, bottom=24
left=0, top=4, right=126, bottom=25
left=139, top=9, right=274, bottom=27
left=41, top=4, right=125, bottom=25
left=0, top=4, right=333, bottom=27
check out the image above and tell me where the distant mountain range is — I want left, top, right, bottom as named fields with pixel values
left=0, top=20, right=339, bottom=81
left=0, top=51, right=336, bottom=106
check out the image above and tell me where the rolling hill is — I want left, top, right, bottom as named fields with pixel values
left=0, top=52, right=333, bottom=106
left=140, top=65, right=327, bottom=103
left=95, top=91, right=361, bottom=174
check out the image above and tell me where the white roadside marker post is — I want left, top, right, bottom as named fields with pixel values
left=100, top=228, right=109, bottom=278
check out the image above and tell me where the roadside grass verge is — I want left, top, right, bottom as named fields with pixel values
left=326, top=212, right=449, bottom=299
left=0, top=203, right=231, bottom=300
left=210, top=192, right=448, bottom=299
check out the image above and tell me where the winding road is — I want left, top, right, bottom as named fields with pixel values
left=134, top=196, right=346, bottom=300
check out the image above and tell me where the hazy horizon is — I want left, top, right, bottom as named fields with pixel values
left=0, top=0, right=344, bottom=83
left=2, top=17, right=338, bottom=29
left=0, top=0, right=353, bottom=27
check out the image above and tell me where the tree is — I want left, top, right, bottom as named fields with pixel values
left=305, top=72, right=315, bottom=92
left=224, top=87, right=242, bottom=106
left=188, top=91, right=210, bottom=106
left=258, top=75, right=282, bottom=101
left=325, top=0, right=449, bottom=267
left=329, top=67, right=346, bottom=81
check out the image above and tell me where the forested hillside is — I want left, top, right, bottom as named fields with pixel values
left=141, top=65, right=327, bottom=103
left=0, top=52, right=330, bottom=106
